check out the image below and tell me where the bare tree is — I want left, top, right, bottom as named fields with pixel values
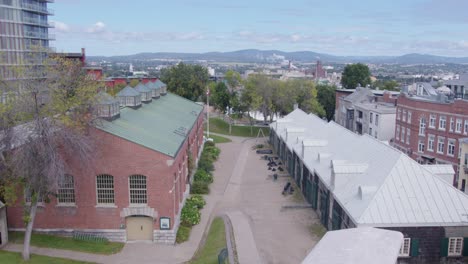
left=0, top=53, right=100, bottom=260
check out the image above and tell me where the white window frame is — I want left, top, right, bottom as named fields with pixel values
left=396, top=125, right=400, bottom=140
left=375, top=114, right=379, bottom=126
left=448, top=237, right=463, bottom=256
left=397, top=108, right=401, bottom=120
left=418, top=140, right=425, bottom=153
left=419, top=118, right=426, bottom=136
left=465, top=120, right=468, bottom=135
left=449, top=118, right=454, bottom=132
left=402, top=110, right=407, bottom=122
left=427, top=135, right=435, bottom=151
left=57, top=174, right=76, bottom=205
left=24, top=188, right=44, bottom=205
left=369, top=127, right=372, bottom=136
left=437, top=137, right=445, bottom=154
left=96, top=174, right=115, bottom=205
left=401, top=127, right=405, bottom=142
left=399, top=238, right=411, bottom=257
left=447, top=139, right=455, bottom=157
left=129, top=174, right=148, bottom=205
left=406, top=128, right=410, bottom=144
left=429, top=114, right=436, bottom=128
left=456, top=119, right=462, bottom=133
left=370, top=112, right=373, bottom=123
left=407, top=111, right=412, bottom=124
left=439, top=116, right=446, bottom=131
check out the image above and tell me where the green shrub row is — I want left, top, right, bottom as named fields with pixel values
left=177, top=194, right=207, bottom=244
left=191, top=142, right=220, bottom=195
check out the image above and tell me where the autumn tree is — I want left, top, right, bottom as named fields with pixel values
left=160, top=63, right=209, bottom=101
left=341, top=63, right=372, bottom=89
left=0, top=55, right=100, bottom=260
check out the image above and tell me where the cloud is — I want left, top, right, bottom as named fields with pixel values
left=51, top=20, right=70, bottom=33
left=86, top=21, right=107, bottom=33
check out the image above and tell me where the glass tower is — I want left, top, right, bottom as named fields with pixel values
left=0, top=0, right=54, bottom=80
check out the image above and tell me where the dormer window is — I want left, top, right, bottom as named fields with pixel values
left=116, top=85, right=142, bottom=108
left=96, top=91, right=120, bottom=120
left=134, top=82, right=152, bottom=103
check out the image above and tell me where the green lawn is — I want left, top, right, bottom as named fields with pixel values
left=204, top=133, right=231, bottom=143
left=191, top=217, right=227, bottom=264
left=207, top=118, right=269, bottom=138
left=0, top=251, right=94, bottom=264
left=8, top=232, right=124, bottom=255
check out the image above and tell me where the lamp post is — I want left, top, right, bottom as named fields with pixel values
left=206, top=88, right=210, bottom=138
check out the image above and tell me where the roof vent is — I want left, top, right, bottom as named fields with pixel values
left=116, top=85, right=142, bottom=109
left=173, top=126, right=188, bottom=137
left=358, top=185, right=377, bottom=200
left=95, top=91, right=120, bottom=121
left=134, top=82, right=153, bottom=103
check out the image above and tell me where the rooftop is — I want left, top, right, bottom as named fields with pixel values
left=272, top=109, right=468, bottom=227
left=354, top=102, right=396, bottom=114
left=97, top=93, right=203, bottom=157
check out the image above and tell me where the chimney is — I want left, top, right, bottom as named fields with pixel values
left=293, top=103, right=299, bottom=110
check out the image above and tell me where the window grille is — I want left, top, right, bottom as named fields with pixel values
left=448, top=237, right=463, bottom=256
left=58, top=174, right=75, bottom=204
left=96, top=174, right=115, bottom=204
left=399, top=238, right=411, bottom=257
left=129, top=175, right=147, bottom=204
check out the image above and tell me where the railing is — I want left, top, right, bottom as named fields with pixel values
left=21, top=3, right=54, bottom=15
left=24, top=31, right=55, bottom=40
left=22, top=16, right=53, bottom=27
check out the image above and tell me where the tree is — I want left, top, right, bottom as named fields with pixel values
left=316, top=85, right=336, bottom=121
left=211, top=82, right=231, bottom=113
left=160, top=63, right=209, bottom=101
left=224, top=70, right=241, bottom=90
left=373, top=80, right=400, bottom=91
left=341, top=63, right=371, bottom=89
left=293, top=80, right=325, bottom=118
left=0, top=55, right=99, bottom=260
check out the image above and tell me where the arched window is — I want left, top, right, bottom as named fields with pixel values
left=129, top=175, right=147, bottom=204
left=58, top=174, right=75, bottom=204
left=96, top=174, right=115, bottom=204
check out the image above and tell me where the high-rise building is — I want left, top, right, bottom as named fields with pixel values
left=0, top=0, right=54, bottom=81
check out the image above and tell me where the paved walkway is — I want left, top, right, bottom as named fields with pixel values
left=4, top=135, right=319, bottom=264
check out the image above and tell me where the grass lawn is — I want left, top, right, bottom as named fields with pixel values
left=0, top=250, right=94, bottom=264
left=8, top=232, right=124, bottom=255
left=191, top=217, right=227, bottom=264
left=207, top=118, right=269, bottom=138
left=204, top=133, right=232, bottom=143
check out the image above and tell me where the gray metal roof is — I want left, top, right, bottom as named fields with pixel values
left=155, top=79, right=166, bottom=87
left=116, top=85, right=140, bottom=97
left=272, top=109, right=468, bottom=227
left=96, top=91, right=119, bottom=105
left=343, top=87, right=374, bottom=104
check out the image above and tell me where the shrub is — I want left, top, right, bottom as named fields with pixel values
left=203, top=145, right=220, bottom=160
left=205, top=141, right=215, bottom=147
left=194, top=169, right=213, bottom=183
left=198, top=155, right=214, bottom=172
left=186, top=195, right=206, bottom=209
left=176, top=225, right=191, bottom=244
left=181, top=203, right=201, bottom=226
left=191, top=181, right=210, bottom=194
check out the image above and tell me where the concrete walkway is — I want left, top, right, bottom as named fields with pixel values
left=3, top=135, right=319, bottom=264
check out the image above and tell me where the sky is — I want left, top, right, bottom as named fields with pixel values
left=51, top=0, right=468, bottom=57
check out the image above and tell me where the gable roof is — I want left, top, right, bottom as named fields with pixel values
left=272, top=108, right=468, bottom=227
left=116, top=85, right=140, bottom=97
left=134, top=82, right=151, bottom=93
left=96, top=93, right=203, bottom=157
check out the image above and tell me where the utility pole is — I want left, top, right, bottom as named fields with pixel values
left=206, top=88, right=210, bottom=139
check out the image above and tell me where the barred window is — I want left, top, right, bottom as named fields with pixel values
left=129, top=175, right=147, bottom=204
left=399, top=238, right=411, bottom=257
left=448, top=237, right=463, bottom=256
left=24, top=188, right=44, bottom=204
left=96, top=174, right=115, bottom=204
left=57, top=174, right=75, bottom=204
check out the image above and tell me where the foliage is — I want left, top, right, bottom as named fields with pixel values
left=0, top=251, right=93, bottom=264
left=108, top=83, right=126, bottom=96
left=316, top=85, right=336, bottom=121
left=8, top=232, right=124, bottom=255
left=205, top=141, right=216, bottom=148
left=186, top=195, right=206, bottom=209
left=198, top=155, right=215, bottom=173
left=176, top=225, right=192, bottom=244
left=187, top=152, right=195, bottom=177
left=341, top=63, right=372, bottom=89
left=203, top=145, right=221, bottom=161
left=373, top=79, right=400, bottom=91
left=181, top=202, right=202, bottom=226
left=210, top=82, right=232, bottom=112
left=205, top=134, right=231, bottom=144
left=160, top=62, right=209, bottom=101
left=224, top=70, right=242, bottom=89
left=194, top=169, right=213, bottom=183
left=190, top=217, right=227, bottom=264
left=0, top=53, right=101, bottom=260
left=190, top=181, right=210, bottom=194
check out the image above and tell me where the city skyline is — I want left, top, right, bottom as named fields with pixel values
left=52, top=0, right=468, bottom=57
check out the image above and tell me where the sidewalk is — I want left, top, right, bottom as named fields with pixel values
left=225, top=211, right=262, bottom=264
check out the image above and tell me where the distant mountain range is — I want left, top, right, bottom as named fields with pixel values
left=87, top=49, right=468, bottom=64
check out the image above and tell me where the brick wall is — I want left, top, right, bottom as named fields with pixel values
left=7, top=111, right=204, bottom=243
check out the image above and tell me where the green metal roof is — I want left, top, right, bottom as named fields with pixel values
left=135, top=82, right=151, bottom=93
left=96, top=93, right=203, bottom=157
left=96, top=91, right=119, bottom=104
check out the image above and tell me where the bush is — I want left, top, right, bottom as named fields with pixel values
left=203, top=145, right=220, bottom=160
left=191, top=181, right=210, bottom=194
left=176, top=225, right=191, bottom=244
left=194, top=169, right=213, bottom=183
left=205, top=141, right=215, bottom=147
left=198, top=155, right=214, bottom=173
left=181, top=203, right=201, bottom=226
left=186, top=195, right=206, bottom=209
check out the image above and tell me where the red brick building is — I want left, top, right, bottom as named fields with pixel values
left=393, top=93, right=468, bottom=190
left=7, top=87, right=205, bottom=243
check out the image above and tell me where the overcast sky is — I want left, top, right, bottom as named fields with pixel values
left=51, top=0, right=468, bottom=57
